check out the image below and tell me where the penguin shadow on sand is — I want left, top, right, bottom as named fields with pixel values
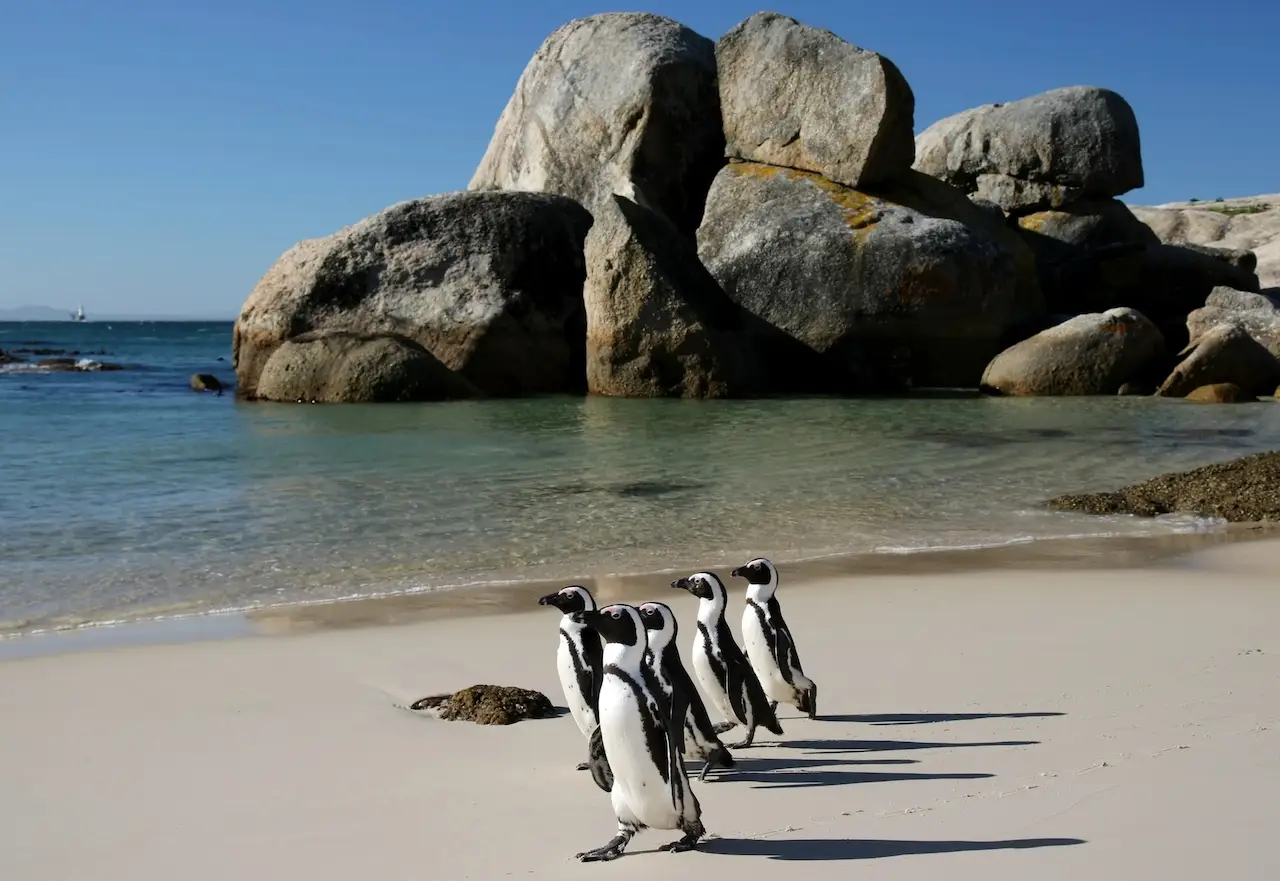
left=699, top=835, right=1086, bottom=862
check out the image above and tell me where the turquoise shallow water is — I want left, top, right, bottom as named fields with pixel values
left=2, top=320, right=1279, bottom=637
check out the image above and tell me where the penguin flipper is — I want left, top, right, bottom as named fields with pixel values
left=583, top=627, right=605, bottom=714
left=740, top=656, right=785, bottom=737
left=766, top=596, right=804, bottom=683
left=587, top=725, right=613, bottom=792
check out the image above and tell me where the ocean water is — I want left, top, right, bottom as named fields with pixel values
left=2, top=320, right=1278, bottom=638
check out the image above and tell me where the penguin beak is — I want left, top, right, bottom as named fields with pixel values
left=670, top=578, right=691, bottom=592
left=537, top=593, right=558, bottom=608
left=729, top=566, right=743, bottom=578
left=574, top=610, right=602, bottom=628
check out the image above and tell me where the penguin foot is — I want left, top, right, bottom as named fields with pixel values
left=575, top=762, right=589, bottom=771
left=576, top=834, right=631, bottom=862
left=698, top=746, right=735, bottom=780
left=659, top=820, right=705, bottom=853
left=712, top=721, right=737, bottom=734
left=805, top=683, right=818, bottom=720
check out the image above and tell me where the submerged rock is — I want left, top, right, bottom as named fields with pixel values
left=410, top=685, right=556, bottom=725
left=190, top=373, right=225, bottom=393
left=233, top=191, right=592, bottom=399
left=255, top=330, right=478, bottom=403
left=716, top=11, right=914, bottom=189
left=1185, top=382, right=1253, bottom=403
left=914, top=86, right=1144, bottom=213
left=979, top=308, right=1165, bottom=396
left=1048, top=451, right=1280, bottom=522
left=468, top=12, right=723, bottom=236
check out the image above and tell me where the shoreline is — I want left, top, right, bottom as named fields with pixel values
left=3, top=521, right=1274, bottom=663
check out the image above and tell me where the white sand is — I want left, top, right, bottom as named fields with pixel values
left=2, top=541, right=1278, bottom=880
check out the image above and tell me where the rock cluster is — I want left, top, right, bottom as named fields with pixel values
left=1048, top=451, right=1280, bottom=522
left=231, top=10, right=1279, bottom=404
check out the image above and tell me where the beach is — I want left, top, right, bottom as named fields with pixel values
left=3, top=537, right=1277, bottom=880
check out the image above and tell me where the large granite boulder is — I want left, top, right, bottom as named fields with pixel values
left=1048, top=451, right=1280, bottom=522
left=468, top=13, right=723, bottom=237
left=979, top=308, right=1165, bottom=396
left=255, top=331, right=478, bottom=403
left=1156, top=322, right=1280, bottom=398
left=914, top=86, right=1144, bottom=213
left=584, top=195, right=761, bottom=398
left=716, top=12, right=914, bottom=189
left=233, top=192, right=593, bottom=399
left=1130, top=195, right=1280, bottom=290
left=1187, top=287, right=1280, bottom=356
left=1185, top=383, right=1253, bottom=404
left=697, top=162, right=1022, bottom=390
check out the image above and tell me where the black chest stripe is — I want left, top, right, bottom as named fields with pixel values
left=604, top=665, right=670, bottom=784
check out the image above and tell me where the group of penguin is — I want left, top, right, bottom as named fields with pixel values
left=537, top=557, right=818, bottom=862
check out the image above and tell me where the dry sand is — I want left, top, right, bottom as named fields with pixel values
left=2, top=540, right=1278, bottom=880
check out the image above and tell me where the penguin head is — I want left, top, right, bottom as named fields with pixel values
left=637, top=602, right=679, bottom=638
left=731, top=557, right=778, bottom=600
left=537, top=585, right=596, bottom=614
left=670, top=572, right=727, bottom=605
left=576, top=603, right=643, bottom=647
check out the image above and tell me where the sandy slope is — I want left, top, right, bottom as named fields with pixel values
left=2, top=543, right=1278, bottom=880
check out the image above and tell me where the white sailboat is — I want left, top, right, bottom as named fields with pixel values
left=71, top=304, right=85, bottom=322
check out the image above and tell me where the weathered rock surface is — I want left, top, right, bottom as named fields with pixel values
left=584, top=195, right=760, bottom=398
left=979, top=308, right=1165, bottom=396
left=1156, top=322, right=1280, bottom=398
left=410, top=685, right=555, bottom=725
left=716, top=11, right=914, bottom=189
left=468, top=13, right=723, bottom=236
left=255, top=330, right=478, bottom=403
left=697, top=162, right=1025, bottom=390
left=1187, top=287, right=1280, bottom=356
left=1130, top=195, right=1280, bottom=290
left=190, top=373, right=225, bottom=393
left=1185, top=382, right=1253, bottom=403
left=914, top=86, right=1144, bottom=213
left=233, top=192, right=592, bottom=399
left=1048, top=451, right=1280, bottom=522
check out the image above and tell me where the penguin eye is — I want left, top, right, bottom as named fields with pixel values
left=609, top=610, right=622, bottom=619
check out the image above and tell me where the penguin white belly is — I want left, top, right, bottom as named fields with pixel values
left=598, top=676, right=680, bottom=829
left=742, top=608, right=793, bottom=703
left=691, top=631, right=735, bottom=722
left=557, top=633, right=596, bottom=738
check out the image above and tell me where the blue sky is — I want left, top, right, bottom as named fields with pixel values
left=2, top=0, right=1275, bottom=317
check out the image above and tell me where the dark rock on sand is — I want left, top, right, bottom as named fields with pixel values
left=233, top=191, right=592, bottom=399
left=410, top=685, right=556, bottom=725
left=1185, top=383, right=1254, bottom=403
left=1048, top=451, right=1280, bottom=522
left=1156, top=322, right=1280, bottom=398
left=979, top=308, right=1165, bottom=396
left=255, top=330, right=478, bottom=404
left=190, top=373, right=225, bottom=393
left=913, top=86, right=1144, bottom=213
left=716, top=11, right=915, bottom=189
left=468, top=12, right=723, bottom=237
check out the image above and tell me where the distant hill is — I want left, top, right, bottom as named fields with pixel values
left=0, top=305, right=234, bottom=322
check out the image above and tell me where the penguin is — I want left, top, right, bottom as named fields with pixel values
left=570, top=604, right=705, bottom=862
left=670, top=572, right=784, bottom=748
left=636, top=601, right=735, bottom=781
left=731, top=557, right=818, bottom=719
left=538, top=585, right=605, bottom=775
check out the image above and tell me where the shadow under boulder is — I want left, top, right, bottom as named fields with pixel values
left=1048, top=451, right=1280, bottom=522
left=255, top=330, right=479, bottom=403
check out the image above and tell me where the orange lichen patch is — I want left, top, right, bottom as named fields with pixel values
left=731, top=163, right=886, bottom=233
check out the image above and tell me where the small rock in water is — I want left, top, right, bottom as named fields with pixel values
left=409, top=685, right=555, bottom=725
left=1185, top=383, right=1254, bottom=403
left=191, top=373, right=225, bottom=393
